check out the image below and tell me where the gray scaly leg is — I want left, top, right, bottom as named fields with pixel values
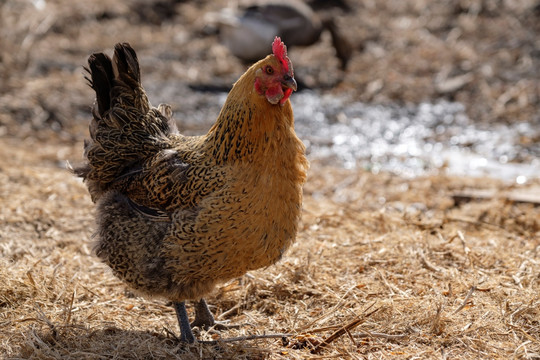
left=173, top=301, right=195, bottom=343
left=192, top=298, right=238, bottom=330
left=191, top=298, right=216, bottom=330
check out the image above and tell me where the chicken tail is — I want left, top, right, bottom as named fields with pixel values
left=85, top=43, right=150, bottom=122
left=75, top=43, right=176, bottom=202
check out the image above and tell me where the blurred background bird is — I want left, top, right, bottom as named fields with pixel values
left=75, top=38, right=308, bottom=343
left=206, top=0, right=353, bottom=70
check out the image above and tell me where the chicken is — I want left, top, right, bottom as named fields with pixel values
left=75, top=38, right=308, bottom=343
left=212, top=0, right=352, bottom=70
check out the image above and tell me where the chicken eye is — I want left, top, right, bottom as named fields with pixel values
left=265, top=66, right=274, bottom=75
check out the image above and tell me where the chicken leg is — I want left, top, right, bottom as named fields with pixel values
left=173, top=302, right=195, bottom=343
left=191, top=298, right=236, bottom=331
left=190, top=299, right=215, bottom=330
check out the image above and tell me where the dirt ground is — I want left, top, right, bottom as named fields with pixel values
left=1, top=0, right=539, bottom=359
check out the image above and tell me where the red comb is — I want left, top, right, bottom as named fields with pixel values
left=272, top=36, right=289, bottom=72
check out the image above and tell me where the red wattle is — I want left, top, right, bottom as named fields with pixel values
left=280, top=88, right=293, bottom=105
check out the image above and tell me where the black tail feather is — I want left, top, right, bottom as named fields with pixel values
left=77, top=43, right=173, bottom=202
left=85, top=43, right=144, bottom=118
left=85, top=53, right=114, bottom=117
left=113, top=43, right=141, bottom=91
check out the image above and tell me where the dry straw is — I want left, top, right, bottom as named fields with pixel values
left=1, top=139, right=538, bottom=359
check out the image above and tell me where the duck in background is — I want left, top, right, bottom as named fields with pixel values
left=206, top=0, right=353, bottom=70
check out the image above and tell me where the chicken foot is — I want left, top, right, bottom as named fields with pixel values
left=191, top=298, right=239, bottom=331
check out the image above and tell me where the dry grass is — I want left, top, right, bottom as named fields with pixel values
left=1, top=0, right=539, bottom=359
left=1, top=137, right=539, bottom=359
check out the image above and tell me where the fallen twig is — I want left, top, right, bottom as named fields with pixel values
left=301, top=284, right=359, bottom=329
left=453, top=286, right=476, bottom=314
left=311, top=318, right=365, bottom=354
left=452, top=188, right=540, bottom=206
left=216, top=303, right=242, bottom=320
left=311, top=306, right=380, bottom=354
left=199, top=333, right=292, bottom=344
left=299, top=325, right=343, bottom=334
left=419, top=251, right=442, bottom=273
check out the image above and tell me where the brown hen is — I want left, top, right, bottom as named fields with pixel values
left=76, top=38, right=308, bottom=343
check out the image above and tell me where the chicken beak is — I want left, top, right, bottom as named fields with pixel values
left=282, top=74, right=297, bottom=92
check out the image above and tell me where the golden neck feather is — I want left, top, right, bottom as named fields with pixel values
left=205, top=66, right=296, bottom=164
